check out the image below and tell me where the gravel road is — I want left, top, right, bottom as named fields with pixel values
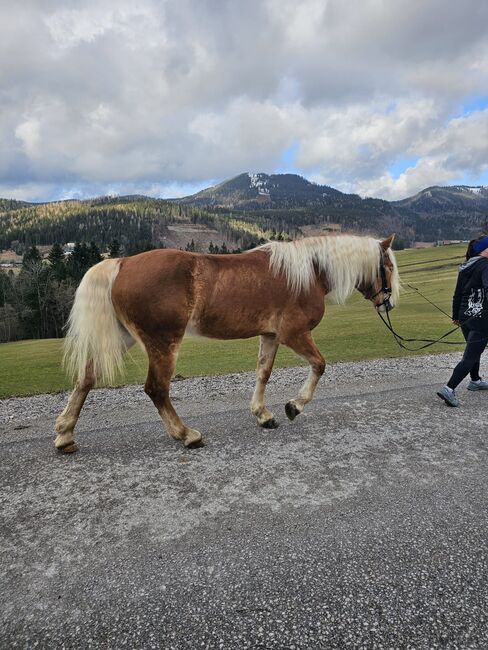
left=1, top=352, right=487, bottom=649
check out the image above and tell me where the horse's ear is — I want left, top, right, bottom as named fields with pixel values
left=380, top=234, right=395, bottom=251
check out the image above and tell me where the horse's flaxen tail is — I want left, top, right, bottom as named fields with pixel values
left=64, top=258, right=131, bottom=384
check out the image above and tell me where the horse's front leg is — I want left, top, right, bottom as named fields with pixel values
left=282, top=331, right=325, bottom=421
left=251, top=334, right=279, bottom=428
left=144, top=339, right=203, bottom=448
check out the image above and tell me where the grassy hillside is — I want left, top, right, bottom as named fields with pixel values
left=0, top=244, right=467, bottom=399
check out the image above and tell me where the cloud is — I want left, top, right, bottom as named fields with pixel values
left=350, top=107, right=488, bottom=200
left=1, top=0, right=488, bottom=201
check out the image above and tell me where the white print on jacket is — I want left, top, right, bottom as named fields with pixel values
left=465, top=288, right=484, bottom=318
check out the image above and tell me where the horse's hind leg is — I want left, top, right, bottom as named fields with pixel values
left=144, top=340, right=203, bottom=448
left=282, top=331, right=325, bottom=421
left=54, top=363, right=97, bottom=453
left=251, top=334, right=279, bottom=428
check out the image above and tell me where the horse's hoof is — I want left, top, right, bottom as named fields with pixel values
left=261, top=417, right=279, bottom=429
left=185, top=437, right=205, bottom=449
left=57, top=442, right=79, bottom=454
left=285, top=402, right=300, bottom=421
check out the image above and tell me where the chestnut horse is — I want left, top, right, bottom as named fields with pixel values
left=55, top=234, right=399, bottom=453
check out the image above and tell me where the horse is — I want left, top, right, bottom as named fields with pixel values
left=54, top=233, right=400, bottom=453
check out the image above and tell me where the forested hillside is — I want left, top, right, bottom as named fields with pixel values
left=1, top=174, right=487, bottom=258
left=0, top=197, right=280, bottom=254
left=180, top=173, right=487, bottom=242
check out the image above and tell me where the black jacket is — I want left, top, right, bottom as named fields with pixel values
left=452, top=256, right=488, bottom=331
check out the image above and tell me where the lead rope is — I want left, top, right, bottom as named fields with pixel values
left=377, top=286, right=488, bottom=350
left=374, top=270, right=468, bottom=351
left=377, top=307, right=462, bottom=352
left=405, top=283, right=452, bottom=319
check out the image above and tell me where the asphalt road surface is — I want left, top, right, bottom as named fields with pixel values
left=1, top=355, right=487, bottom=649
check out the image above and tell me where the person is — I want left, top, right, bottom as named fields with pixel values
left=437, top=236, right=488, bottom=406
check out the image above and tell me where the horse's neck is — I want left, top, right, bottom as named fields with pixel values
left=317, top=245, right=375, bottom=300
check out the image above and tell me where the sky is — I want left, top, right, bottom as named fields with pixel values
left=1, top=0, right=488, bottom=203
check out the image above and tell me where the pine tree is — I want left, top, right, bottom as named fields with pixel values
left=88, top=241, right=103, bottom=266
left=109, top=239, right=121, bottom=258
left=22, top=245, right=42, bottom=269
left=0, top=269, right=13, bottom=308
left=48, top=243, right=66, bottom=280
left=67, top=242, right=90, bottom=282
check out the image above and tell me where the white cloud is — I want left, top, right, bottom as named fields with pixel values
left=15, top=118, right=41, bottom=157
left=351, top=108, right=488, bottom=200
left=1, top=0, right=488, bottom=201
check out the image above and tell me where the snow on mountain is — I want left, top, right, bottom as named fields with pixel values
left=248, top=173, right=270, bottom=195
left=464, top=186, right=484, bottom=195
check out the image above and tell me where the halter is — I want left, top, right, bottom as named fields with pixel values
left=367, top=251, right=393, bottom=312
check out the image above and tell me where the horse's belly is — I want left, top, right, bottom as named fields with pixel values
left=187, top=313, right=275, bottom=340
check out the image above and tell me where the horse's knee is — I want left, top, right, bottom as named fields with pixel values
left=256, top=369, right=272, bottom=384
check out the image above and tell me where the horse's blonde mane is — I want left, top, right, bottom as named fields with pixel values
left=258, top=235, right=400, bottom=304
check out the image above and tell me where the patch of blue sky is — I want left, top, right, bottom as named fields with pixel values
left=275, top=142, right=301, bottom=175
left=452, top=167, right=488, bottom=187
left=461, top=95, right=488, bottom=116
left=388, top=157, right=419, bottom=180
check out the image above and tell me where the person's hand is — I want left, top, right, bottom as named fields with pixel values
left=452, top=319, right=460, bottom=326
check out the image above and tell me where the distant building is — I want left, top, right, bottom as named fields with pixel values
left=436, top=240, right=468, bottom=246
left=414, top=241, right=436, bottom=249
left=323, top=223, right=342, bottom=232
left=0, top=249, right=22, bottom=267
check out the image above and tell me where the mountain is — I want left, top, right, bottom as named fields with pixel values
left=393, top=185, right=488, bottom=213
left=179, top=174, right=487, bottom=242
left=179, top=172, right=342, bottom=208
left=177, top=171, right=402, bottom=237
left=392, top=185, right=488, bottom=242
left=179, top=172, right=393, bottom=212
left=0, top=175, right=486, bottom=252
left=0, top=198, right=30, bottom=212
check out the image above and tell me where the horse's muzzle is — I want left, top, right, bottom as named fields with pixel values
left=377, top=299, right=394, bottom=313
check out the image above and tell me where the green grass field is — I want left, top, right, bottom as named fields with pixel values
left=0, top=244, right=467, bottom=398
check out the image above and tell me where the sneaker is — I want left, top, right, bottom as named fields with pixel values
left=436, top=386, right=459, bottom=407
left=467, top=379, right=488, bottom=391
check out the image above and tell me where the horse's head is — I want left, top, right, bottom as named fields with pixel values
left=358, top=234, right=399, bottom=312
